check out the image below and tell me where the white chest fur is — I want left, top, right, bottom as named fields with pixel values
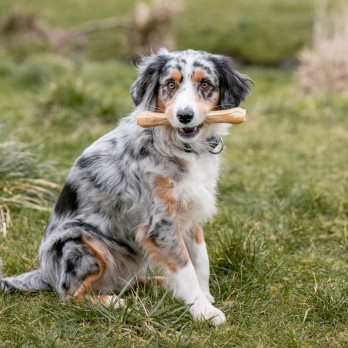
left=174, top=155, right=220, bottom=228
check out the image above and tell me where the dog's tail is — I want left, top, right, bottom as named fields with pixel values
left=0, top=259, right=51, bottom=293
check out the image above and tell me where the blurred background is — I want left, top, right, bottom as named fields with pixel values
left=0, top=0, right=347, bottom=98
left=1, top=1, right=348, bottom=346
left=0, top=0, right=321, bottom=64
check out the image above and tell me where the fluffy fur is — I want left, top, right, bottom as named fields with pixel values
left=0, top=49, right=252, bottom=325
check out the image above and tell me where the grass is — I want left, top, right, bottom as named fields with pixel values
left=0, top=54, right=347, bottom=347
left=0, top=0, right=348, bottom=344
left=0, top=0, right=316, bottom=65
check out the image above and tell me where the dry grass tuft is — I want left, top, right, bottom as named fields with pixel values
left=0, top=129, right=59, bottom=237
left=296, top=1, right=348, bottom=95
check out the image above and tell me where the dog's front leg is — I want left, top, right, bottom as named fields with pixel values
left=137, top=221, right=226, bottom=325
left=167, top=261, right=225, bottom=325
left=185, top=225, right=214, bottom=304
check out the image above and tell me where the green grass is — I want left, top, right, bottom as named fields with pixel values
left=0, top=0, right=317, bottom=65
left=1, top=1, right=347, bottom=345
left=0, top=54, right=347, bottom=347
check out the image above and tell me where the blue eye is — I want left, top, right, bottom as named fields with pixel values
left=167, top=81, right=176, bottom=89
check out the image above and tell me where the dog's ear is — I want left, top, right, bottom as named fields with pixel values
left=211, top=55, right=253, bottom=109
left=131, top=49, right=170, bottom=110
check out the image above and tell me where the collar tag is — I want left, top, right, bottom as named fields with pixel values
left=208, top=135, right=224, bottom=154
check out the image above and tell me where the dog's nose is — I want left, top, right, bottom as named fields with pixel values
left=177, top=107, right=194, bottom=124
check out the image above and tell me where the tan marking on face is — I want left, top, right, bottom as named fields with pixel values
left=156, top=97, right=177, bottom=127
left=191, top=225, right=205, bottom=244
left=72, top=237, right=107, bottom=298
left=194, top=95, right=219, bottom=120
left=137, top=228, right=189, bottom=272
left=192, top=69, right=206, bottom=83
left=171, top=70, right=182, bottom=83
left=157, top=70, right=181, bottom=114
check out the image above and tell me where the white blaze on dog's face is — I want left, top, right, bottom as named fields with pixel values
left=131, top=49, right=252, bottom=142
left=157, top=58, right=220, bottom=141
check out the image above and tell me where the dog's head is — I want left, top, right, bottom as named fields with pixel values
left=131, top=49, right=252, bottom=143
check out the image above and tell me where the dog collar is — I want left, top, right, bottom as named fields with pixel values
left=181, top=135, right=224, bottom=155
left=208, top=135, right=224, bottom=154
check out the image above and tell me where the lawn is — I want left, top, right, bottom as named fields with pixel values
left=1, top=1, right=348, bottom=347
left=0, top=0, right=315, bottom=65
left=0, top=54, right=347, bottom=347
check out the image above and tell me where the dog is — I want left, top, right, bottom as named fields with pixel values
left=0, top=49, right=252, bottom=325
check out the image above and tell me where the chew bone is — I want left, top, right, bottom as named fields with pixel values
left=136, top=107, right=246, bottom=128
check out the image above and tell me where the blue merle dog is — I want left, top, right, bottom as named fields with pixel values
left=0, top=49, right=252, bottom=325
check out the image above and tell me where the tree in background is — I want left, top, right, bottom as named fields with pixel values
left=296, top=1, right=348, bottom=95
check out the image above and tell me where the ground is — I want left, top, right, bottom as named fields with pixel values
left=0, top=1, right=348, bottom=347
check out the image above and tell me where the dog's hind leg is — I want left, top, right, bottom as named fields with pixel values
left=40, top=227, right=126, bottom=308
left=0, top=268, right=51, bottom=293
left=69, top=237, right=124, bottom=309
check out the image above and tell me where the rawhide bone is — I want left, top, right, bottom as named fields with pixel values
left=136, top=107, right=246, bottom=128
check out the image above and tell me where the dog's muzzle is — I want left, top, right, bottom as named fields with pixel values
left=177, top=124, right=204, bottom=138
left=176, top=107, right=194, bottom=125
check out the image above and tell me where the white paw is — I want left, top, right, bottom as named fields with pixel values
left=203, top=292, right=215, bottom=304
left=100, top=295, right=125, bottom=309
left=190, top=301, right=226, bottom=326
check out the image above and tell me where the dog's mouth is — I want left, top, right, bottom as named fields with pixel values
left=177, top=124, right=204, bottom=138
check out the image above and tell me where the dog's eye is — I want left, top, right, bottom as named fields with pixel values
left=167, top=81, right=176, bottom=90
left=200, top=81, right=210, bottom=89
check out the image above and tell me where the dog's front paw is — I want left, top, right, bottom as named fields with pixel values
left=190, top=300, right=226, bottom=326
left=203, top=291, right=215, bottom=303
